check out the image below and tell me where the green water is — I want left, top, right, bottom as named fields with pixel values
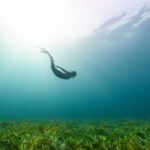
left=0, top=6, right=150, bottom=120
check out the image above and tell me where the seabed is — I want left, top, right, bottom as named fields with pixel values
left=0, top=120, right=150, bottom=150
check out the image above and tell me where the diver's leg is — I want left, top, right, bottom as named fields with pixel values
left=40, top=47, right=56, bottom=70
left=40, top=47, right=51, bottom=55
left=40, top=47, right=54, bottom=62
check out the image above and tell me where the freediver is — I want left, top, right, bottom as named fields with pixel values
left=40, top=47, right=77, bottom=79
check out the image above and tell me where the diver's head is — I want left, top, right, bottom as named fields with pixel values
left=71, top=71, right=77, bottom=78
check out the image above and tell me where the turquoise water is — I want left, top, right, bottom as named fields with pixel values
left=0, top=6, right=150, bottom=120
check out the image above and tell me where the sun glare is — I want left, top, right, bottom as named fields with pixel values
left=0, top=0, right=82, bottom=47
left=0, top=0, right=145, bottom=48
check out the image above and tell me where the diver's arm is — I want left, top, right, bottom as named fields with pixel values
left=56, top=66, right=69, bottom=73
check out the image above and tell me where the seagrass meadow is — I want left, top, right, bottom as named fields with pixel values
left=0, top=120, right=150, bottom=150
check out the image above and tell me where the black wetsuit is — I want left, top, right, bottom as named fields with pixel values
left=41, top=48, right=76, bottom=79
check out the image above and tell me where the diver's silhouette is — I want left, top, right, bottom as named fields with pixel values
left=40, top=48, right=77, bottom=79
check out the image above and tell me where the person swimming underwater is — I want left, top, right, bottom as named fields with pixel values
left=40, top=47, right=77, bottom=79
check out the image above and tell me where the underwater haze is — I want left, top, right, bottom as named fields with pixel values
left=0, top=2, right=150, bottom=120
